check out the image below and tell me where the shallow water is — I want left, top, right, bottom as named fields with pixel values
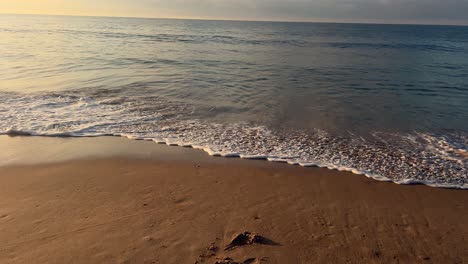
left=1, top=14, right=467, bottom=188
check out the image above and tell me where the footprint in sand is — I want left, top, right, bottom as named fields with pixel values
left=0, top=214, right=8, bottom=219
left=195, top=242, right=220, bottom=263
left=224, top=232, right=279, bottom=251
left=196, top=232, right=275, bottom=264
left=215, top=257, right=265, bottom=264
left=173, top=197, right=193, bottom=207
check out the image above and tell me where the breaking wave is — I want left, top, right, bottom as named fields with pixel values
left=1, top=91, right=466, bottom=189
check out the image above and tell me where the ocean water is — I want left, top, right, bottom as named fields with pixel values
left=1, top=14, right=467, bottom=188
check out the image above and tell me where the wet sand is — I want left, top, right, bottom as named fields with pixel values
left=0, top=136, right=467, bottom=264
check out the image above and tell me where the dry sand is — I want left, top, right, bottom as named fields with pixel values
left=0, top=137, right=466, bottom=264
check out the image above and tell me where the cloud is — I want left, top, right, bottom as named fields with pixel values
left=140, top=0, right=468, bottom=24
left=2, top=0, right=468, bottom=24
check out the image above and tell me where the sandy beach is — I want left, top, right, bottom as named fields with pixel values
left=0, top=136, right=467, bottom=264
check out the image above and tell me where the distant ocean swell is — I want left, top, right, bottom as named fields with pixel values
left=4, top=26, right=468, bottom=53
left=1, top=91, right=466, bottom=189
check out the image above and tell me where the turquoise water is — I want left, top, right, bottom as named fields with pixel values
left=1, top=14, right=467, bottom=188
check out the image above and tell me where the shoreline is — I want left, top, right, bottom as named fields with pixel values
left=0, top=134, right=466, bottom=190
left=0, top=136, right=467, bottom=263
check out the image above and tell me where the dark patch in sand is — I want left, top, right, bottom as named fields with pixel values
left=242, top=258, right=260, bottom=264
left=225, top=232, right=279, bottom=251
left=372, top=249, right=382, bottom=258
left=174, top=197, right=189, bottom=204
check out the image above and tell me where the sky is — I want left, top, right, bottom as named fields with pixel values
left=1, top=0, right=468, bottom=25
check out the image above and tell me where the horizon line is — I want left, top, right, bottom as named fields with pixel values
left=1, top=12, right=468, bottom=27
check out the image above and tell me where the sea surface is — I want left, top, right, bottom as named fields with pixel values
left=1, top=14, right=467, bottom=188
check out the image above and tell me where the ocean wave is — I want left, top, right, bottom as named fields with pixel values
left=1, top=91, right=466, bottom=190
left=1, top=129, right=467, bottom=190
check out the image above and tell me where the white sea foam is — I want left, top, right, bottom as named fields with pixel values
left=0, top=91, right=466, bottom=189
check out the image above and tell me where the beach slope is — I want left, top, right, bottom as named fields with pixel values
left=0, top=137, right=466, bottom=264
